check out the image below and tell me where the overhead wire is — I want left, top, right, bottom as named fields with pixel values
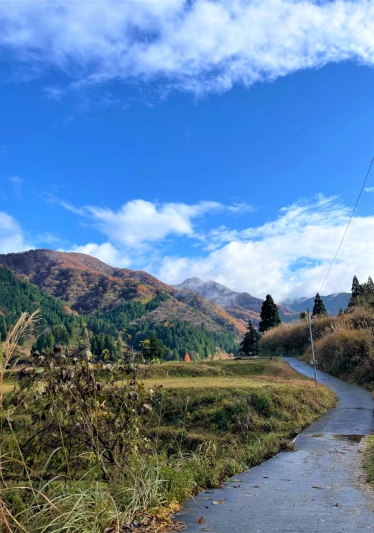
left=319, top=156, right=374, bottom=293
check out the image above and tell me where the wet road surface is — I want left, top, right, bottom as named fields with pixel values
left=178, top=358, right=374, bottom=532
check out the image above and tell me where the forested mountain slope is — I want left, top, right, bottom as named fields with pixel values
left=0, top=264, right=79, bottom=345
left=0, top=250, right=241, bottom=358
left=0, top=249, right=173, bottom=313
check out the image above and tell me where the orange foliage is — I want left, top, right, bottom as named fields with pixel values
left=184, top=353, right=192, bottom=362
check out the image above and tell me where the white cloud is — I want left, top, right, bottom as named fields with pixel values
left=68, top=242, right=131, bottom=268
left=0, top=211, right=33, bottom=253
left=1, top=1, right=374, bottom=95
left=155, top=196, right=374, bottom=300
left=60, top=199, right=227, bottom=249
left=365, top=187, right=374, bottom=193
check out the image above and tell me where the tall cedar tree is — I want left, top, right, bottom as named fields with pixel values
left=351, top=275, right=361, bottom=298
left=147, top=331, right=165, bottom=361
left=312, top=293, right=328, bottom=318
left=238, top=320, right=261, bottom=356
left=259, top=295, right=281, bottom=333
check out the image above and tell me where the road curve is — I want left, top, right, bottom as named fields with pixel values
left=178, top=358, right=374, bottom=532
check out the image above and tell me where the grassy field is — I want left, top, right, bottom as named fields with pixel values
left=1, top=358, right=337, bottom=532
left=143, top=359, right=336, bottom=437
left=138, top=359, right=310, bottom=390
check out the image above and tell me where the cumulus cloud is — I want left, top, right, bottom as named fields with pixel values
left=60, top=199, right=228, bottom=249
left=68, top=242, right=132, bottom=268
left=0, top=211, right=33, bottom=253
left=1, top=1, right=374, bottom=95
left=155, top=196, right=374, bottom=301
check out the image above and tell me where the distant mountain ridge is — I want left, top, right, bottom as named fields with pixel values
left=281, top=293, right=351, bottom=315
left=174, top=277, right=299, bottom=325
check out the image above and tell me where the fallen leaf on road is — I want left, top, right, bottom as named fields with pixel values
left=195, top=517, right=206, bottom=524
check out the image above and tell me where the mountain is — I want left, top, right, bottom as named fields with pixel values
left=174, top=278, right=299, bottom=325
left=0, top=250, right=243, bottom=358
left=281, top=293, right=351, bottom=316
left=0, top=249, right=173, bottom=313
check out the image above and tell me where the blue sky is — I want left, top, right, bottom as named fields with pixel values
left=1, top=0, right=374, bottom=300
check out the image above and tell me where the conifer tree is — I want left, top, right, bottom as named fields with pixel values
left=144, top=331, right=165, bottom=362
left=351, top=275, right=361, bottom=298
left=366, top=276, right=374, bottom=295
left=259, top=294, right=281, bottom=332
left=238, top=319, right=261, bottom=356
left=312, top=293, right=328, bottom=318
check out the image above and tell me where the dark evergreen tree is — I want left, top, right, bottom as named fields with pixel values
left=147, top=331, right=165, bottom=361
left=238, top=320, right=261, bottom=356
left=312, top=293, right=328, bottom=318
left=259, top=295, right=281, bottom=333
left=351, top=275, right=361, bottom=298
left=299, top=311, right=307, bottom=322
left=0, top=315, right=7, bottom=341
left=365, top=276, right=374, bottom=295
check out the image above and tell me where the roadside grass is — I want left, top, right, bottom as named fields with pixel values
left=364, top=435, right=374, bottom=485
left=259, top=307, right=374, bottom=388
left=2, top=356, right=337, bottom=532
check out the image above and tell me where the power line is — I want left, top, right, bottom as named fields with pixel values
left=319, top=156, right=374, bottom=293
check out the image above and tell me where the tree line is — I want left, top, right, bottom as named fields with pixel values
left=238, top=274, right=374, bottom=357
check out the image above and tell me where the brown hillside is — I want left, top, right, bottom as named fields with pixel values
left=0, top=249, right=244, bottom=338
left=0, top=249, right=175, bottom=313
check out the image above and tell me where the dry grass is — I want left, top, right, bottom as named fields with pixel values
left=119, top=359, right=309, bottom=390
left=258, top=306, right=374, bottom=387
left=141, top=375, right=311, bottom=389
left=138, top=358, right=303, bottom=380
left=0, top=381, right=13, bottom=394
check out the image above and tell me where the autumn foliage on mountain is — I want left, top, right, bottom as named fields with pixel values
left=0, top=249, right=243, bottom=360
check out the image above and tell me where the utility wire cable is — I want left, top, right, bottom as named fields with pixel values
left=319, top=156, right=374, bottom=293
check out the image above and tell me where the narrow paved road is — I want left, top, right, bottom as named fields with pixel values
left=178, top=359, right=374, bottom=532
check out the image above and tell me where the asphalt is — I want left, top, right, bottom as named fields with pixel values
left=177, top=358, right=374, bottom=532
